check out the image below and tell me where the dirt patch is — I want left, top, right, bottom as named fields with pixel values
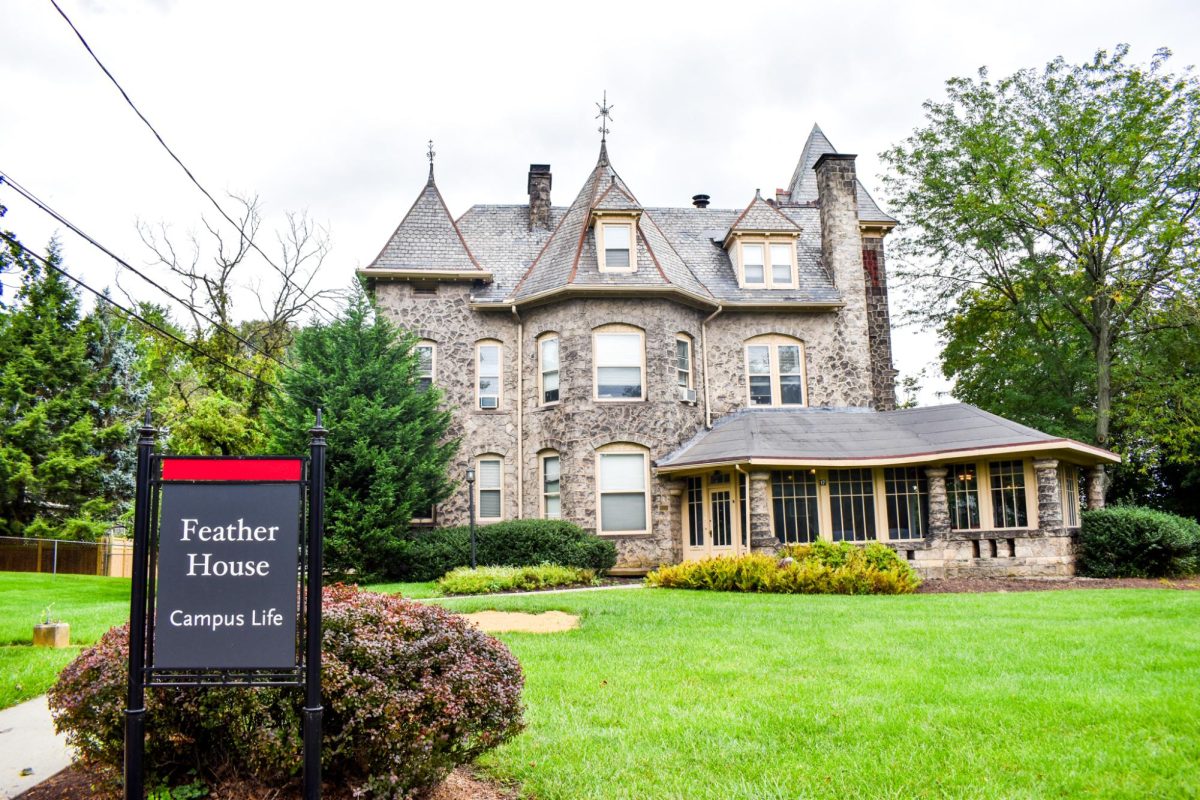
left=918, top=576, right=1200, bottom=593
left=15, top=765, right=517, bottom=800
left=462, top=610, right=580, bottom=633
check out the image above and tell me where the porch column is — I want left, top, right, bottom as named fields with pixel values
left=1033, top=457, right=1063, bottom=535
left=925, top=466, right=950, bottom=539
left=748, top=471, right=777, bottom=553
left=1085, top=465, right=1107, bottom=510
left=664, top=480, right=685, bottom=563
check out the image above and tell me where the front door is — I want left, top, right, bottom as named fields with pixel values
left=683, top=472, right=743, bottom=560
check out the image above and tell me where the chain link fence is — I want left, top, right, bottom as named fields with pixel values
left=0, top=532, right=133, bottom=577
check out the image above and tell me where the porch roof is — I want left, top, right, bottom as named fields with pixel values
left=656, top=404, right=1119, bottom=471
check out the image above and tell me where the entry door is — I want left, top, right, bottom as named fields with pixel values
left=682, top=472, right=742, bottom=560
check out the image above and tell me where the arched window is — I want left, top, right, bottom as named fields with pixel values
left=540, top=450, right=561, bottom=519
left=744, top=334, right=806, bottom=407
left=595, top=442, right=651, bottom=535
left=538, top=333, right=560, bottom=405
left=474, top=454, right=503, bottom=521
left=593, top=324, right=645, bottom=401
left=415, top=340, right=436, bottom=392
left=475, top=339, right=503, bottom=410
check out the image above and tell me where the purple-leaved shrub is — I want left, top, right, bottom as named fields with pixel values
left=48, top=584, right=524, bottom=799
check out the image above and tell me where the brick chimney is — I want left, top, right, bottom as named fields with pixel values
left=528, top=164, right=552, bottom=230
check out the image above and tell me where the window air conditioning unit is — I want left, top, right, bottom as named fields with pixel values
left=680, top=388, right=697, bottom=403
left=480, top=396, right=498, bottom=409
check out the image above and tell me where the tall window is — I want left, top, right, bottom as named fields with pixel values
left=676, top=334, right=693, bottom=397
left=884, top=467, right=928, bottom=540
left=539, top=334, right=560, bottom=404
left=771, top=470, right=820, bottom=544
left=415, top=341, right=435, bottom=392
left=476, top=340, right=501, bottom=409
left=597, top=444, right=650, bottom=534
left=1060, top=465, right=1082, bottom=528
left=828, top=468, right=876, bottom=542
left=989, top=460, right=1028, bottom=528
left=946, top=463, right=981, bottom=530
left=737, top=239, right=796, bottom=288
left=476, top=456, right=503, bottom=520
left=598, top=221, right=635, bottom=272
left=594, top=326, right=644, bottom=400
left=685, top=476, right=703, bottom=547
left=745, top=335, right=805, bottom=407
left=541, top=452, right=561, bottom=519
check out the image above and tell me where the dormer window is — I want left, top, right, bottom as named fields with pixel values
left=596, top=219, right=637, bottom=273
left=735, top=237, right=797, bottom=289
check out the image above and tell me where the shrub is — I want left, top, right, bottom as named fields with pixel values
left=437, top=564, right=597, bottom=595
left=402, top=519, right=617, bottom=581
left=1077, top=506, right=1200, bottom=578
left=646, top=541, right=921, bottom=595
left=49, top=585, right=524, bottom=799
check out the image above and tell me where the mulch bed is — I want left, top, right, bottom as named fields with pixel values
left=15, top=764, right=518, bottom=800
left=918, top=575, right=1200, bottom=593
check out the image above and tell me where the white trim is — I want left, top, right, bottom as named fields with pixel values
left=593, top=324, right=646, bottom=402
left=744, top=334, right=807, bottom=408
left=596, top=220, right=637, bottom=273
left=537, top=332, right=560, bottom=406
left=475, top=454, right=504, bottom=521
left=596, top=443, right=652, bottom=536
left=475, top=339, right=503, bottom=410
left=540, top=450, right=561, bottom=520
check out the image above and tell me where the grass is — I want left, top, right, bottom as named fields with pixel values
left=0, top=573, right=130, bottom=709
left=363, top=580, right=441, bottom=598
left=428, top=587, right=1200, bottom=800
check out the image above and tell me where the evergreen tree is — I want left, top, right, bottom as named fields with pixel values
left=267, top=284, right=457, bottom=581
left=0, top=240, right=130, bottom=539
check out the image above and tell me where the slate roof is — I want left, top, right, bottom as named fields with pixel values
left=784, top=124, right=896, bottom=225
left=727, top=191, right=803, bottom=234
left=368, top=166, right=482, bottom=273
left=657, top=404, right=1119, bottom=469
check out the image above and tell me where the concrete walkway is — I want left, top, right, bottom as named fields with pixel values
left=0, top=696, right=71, bottom=799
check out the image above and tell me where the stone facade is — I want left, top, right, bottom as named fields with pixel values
left=862, top=235, right=898, bottom=410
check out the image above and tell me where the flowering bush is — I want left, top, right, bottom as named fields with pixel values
left=645, top=541, right=921, bottom=595
left=49, top=584, right=524, bottom=799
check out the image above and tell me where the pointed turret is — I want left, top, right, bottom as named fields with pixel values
left=785, top=124, right=896, bottom=225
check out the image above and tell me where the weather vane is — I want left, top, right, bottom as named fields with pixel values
left=595, top=91, right=613, bottom=142
left=427, top=139, right=436, bottom=165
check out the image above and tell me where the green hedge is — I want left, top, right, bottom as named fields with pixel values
left=645, top=541, right=921, bottom=595
left=1077, top=506, right=1200, bottom=578
left=401, top=519, right=617, bottom=581
left=437, top=564, right=598, bottom=595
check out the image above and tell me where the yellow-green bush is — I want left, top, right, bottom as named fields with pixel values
left=646, top=541, right=921, bottom=595
left=437, top=564, right=597, bottom=595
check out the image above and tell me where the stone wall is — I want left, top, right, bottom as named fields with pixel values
left=900, top=533, right=1076, bottom=579
left=861, top=235, right=897, bottom=411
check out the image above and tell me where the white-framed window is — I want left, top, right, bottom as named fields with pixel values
left=735, top=238, right=796, bottom=288
left=596, top=443, right=651, bottom=535
left=745, top=335, right=806, bottom=407
left=541, top=451, right=561, bottom=519
left=594, top=325, right=645, bottom=401
left=415, top=340, right=435, bottom=392
left=597, top=221, right=636, bottom=272
left=538, top=333, right=560, bottom=405
left=989, top=460, right=1028, bottom=529
left=883, top=467, right=928, bottom=540
left=476, top=340, right=502, bottom=410
left=676, top=334, right=694, bottom=398
left=475, top=455, right=503, bottom=520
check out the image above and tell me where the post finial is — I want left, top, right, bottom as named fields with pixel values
left=426, top=139, right=436, bottom=184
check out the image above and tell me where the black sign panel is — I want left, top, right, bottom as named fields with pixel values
left=154, top=483, right=301, bottom=669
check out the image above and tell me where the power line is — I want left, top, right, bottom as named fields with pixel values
left=47, top=0, right=341, bottom=323
left=0, top=170, right=298, bottom=377
left=0, top=231, right=319, bottom=409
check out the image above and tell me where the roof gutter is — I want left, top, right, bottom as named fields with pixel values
left=356, top=268, right=493, bottom=282
left=511, top=305, right=523, bottom=517
left=701, top=304, right=724, bottom=429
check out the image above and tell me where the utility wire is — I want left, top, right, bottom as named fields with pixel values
left=0, top=231, right=318, bottom=409
left=0, top=170, right=299, bottom=377
left=47, top=0, right=341, bottom=323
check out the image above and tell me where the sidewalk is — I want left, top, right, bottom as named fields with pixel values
left=0, top=696, right=71, bottom=799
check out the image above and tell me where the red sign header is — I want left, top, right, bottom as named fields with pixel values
left=160, top=458, right=304, bottom=482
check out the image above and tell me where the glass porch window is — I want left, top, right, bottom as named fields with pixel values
left=884, top=467, right=928, bottom=539
left=771, top=470, right=820, bottom=544
left=989, top=460, right=1028, bottom=528
left=829, top=468, right=876, bottom=542
left=947, top=463, right=981, bottom=530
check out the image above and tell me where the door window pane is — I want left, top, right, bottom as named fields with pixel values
left=686, top=476, right=704, bottom=547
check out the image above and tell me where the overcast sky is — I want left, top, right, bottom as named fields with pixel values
left=3, top=0, right=1199, bottom=403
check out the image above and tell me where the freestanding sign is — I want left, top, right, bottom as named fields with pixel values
left=124, top=413, right=326, bottom=800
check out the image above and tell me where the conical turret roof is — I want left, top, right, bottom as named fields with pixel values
left=785, top=124, right=896, bottom=224
left=366, top=165, right=483, bottom=273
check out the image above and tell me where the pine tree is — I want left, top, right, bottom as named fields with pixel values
left=267, top=284, right=458, bottom=581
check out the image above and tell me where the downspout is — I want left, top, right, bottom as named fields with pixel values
left=701, top=305, right=724, bottom=428
left=511, top=306, right=524, bottom=517
left=734, top=463, right=749, bottom=555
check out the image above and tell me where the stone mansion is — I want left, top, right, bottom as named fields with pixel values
left=359, top=124, right=1117, bottom=577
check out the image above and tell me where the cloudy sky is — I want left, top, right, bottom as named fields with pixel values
left=3, top=0, right=1199, bottom=402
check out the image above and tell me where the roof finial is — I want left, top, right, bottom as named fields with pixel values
left=595, top=91, right=613, bottom=143
left=426, top=139, right=436, bottom=184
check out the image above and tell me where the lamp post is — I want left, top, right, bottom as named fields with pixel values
left=465, top=467, right=477, bottom=569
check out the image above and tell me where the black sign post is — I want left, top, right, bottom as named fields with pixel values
left=124, top=412, right=326, bottom=800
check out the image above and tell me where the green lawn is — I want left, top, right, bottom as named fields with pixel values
left=0, top=573, right=130, bottom=708
left=431, top=587, right=1200, bottom=800
left=363, top=580, right=441, bottom=598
